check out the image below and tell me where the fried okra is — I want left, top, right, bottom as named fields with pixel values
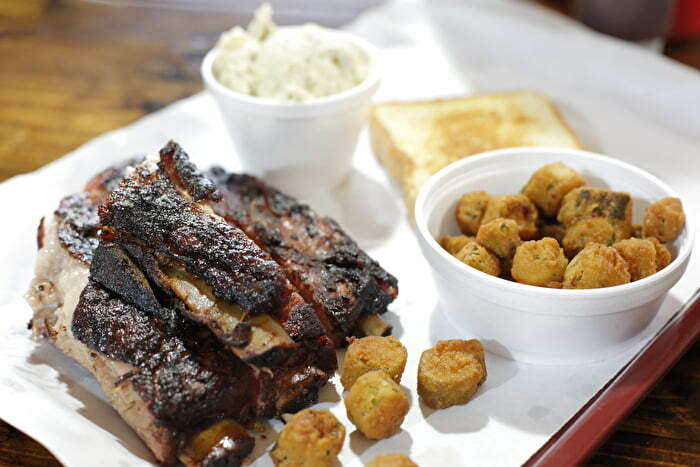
left=538, top=220, right=567, bottom=244
left=454, top=240, right=501, bottom=277
left=270, top=409, right=345, bottom=467
left=456, top=191, right=491, bottom=235
left=522, top=162, right=586, bottom=217
left=440, top=235, right=474, bottom=255
left=613, top=238, right=657, bottom=281
left=482, top=194, right=539, bottom=240
left=648, top=237, right=673, bottom=270
left=345, top=370, right=409, bottom=440
left=366, top=454, right=418, bottom=467
left=511, top=238, right=568, bottom=287
left=443, top=165, right=684, bottom=289
left=557, top=187, right=633, bottom=239
left=562, top=218, right=619, bottom=258
left=563, top=243, right=631, bottom=289
left=417, top=339, right=486, bottom=410
left=341, top=336, right=408, bottom=391
left=476, top=218, right=521, bottom=259
left=643, top=197, right=685, bottom=242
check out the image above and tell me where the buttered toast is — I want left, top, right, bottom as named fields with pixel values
left=369, top=92, right=582, bottom=212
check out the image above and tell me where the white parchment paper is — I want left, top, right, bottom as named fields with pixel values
left=1, top=1, right=699, bottom=466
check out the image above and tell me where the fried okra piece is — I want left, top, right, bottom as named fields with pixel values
left=456, top=191, right=491, bottom=235
left=538, top=220, right=567, bottom=244
left=341, top=336, right=408, bottom=391
left=563, top=243, right=631, bottom=289
left=522, top=162, right=586, bottom=217
left=476, top=218, right=521, bottom=259
left=648, top=237, right=673, bottom=270
left=454, top=240, right=501, bottom=277
left=613, top=238, right=657, bottom=281
left=440, top=235, right=474, bottom=255
left=417, top=339, right=486, bottom=410
left=643, top=197, right=685, bottom=242
left=557, top=187, right=633, bottom=239
left=366, top=454, right=418, bottom=467
left=562, top=218, right=620, bottom=258
left=511, top=238, right=568, bottom=287
left=482, top=194, right=539, bottom=240
left=345, top=371, right=409, bottom=440
left=270, top=409, right=345, bottom=467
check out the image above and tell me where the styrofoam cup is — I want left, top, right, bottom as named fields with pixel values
left=201, top=32, right=380, bottom=196
left=415, top=148, right=694, bottom=365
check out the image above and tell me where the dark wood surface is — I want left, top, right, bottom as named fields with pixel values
left=0, top=1, right=698, bottom=466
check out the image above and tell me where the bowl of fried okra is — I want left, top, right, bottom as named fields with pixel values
left=415, top=148, right=693, bottom=365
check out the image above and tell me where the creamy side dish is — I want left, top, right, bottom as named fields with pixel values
left=212, top=4, right=370, bottom=101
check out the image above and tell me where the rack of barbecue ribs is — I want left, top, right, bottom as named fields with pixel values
left=25, top=142, right=398, bottom=466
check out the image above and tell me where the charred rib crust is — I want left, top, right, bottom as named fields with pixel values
left=101, top=166, right=286, bottom=316
left=72, top=281, right=332, bottom=459
left=159, top=141, right=220, bottom=202
left=208, top=170, right=398, bottom=334
left=90, top=242, right=162, bottom=314
left=122, top=243, right=176, bottom=300
left=72, top=281, right=262, bottom=433
left=38, top=152, right=371, bottom=465
left=55, top=158, right=139, bottom=264
left=55, top=193, right=101, bottom=264
left=83, top=156, right=145, bottom=198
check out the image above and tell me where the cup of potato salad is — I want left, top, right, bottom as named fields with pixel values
left=201, top=4, right=380, bottom=196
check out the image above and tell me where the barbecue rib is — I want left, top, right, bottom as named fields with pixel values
left=27, top=160, right=266, bottom=465
left=208, top=169, right=399, bottom=343
left=26, top=143, right=398, bottom=466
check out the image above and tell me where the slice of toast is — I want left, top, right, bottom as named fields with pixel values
left=369, top=91, right=582, bottom=212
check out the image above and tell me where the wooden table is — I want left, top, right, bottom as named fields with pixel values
left=0, top=1, right=698, bottom=465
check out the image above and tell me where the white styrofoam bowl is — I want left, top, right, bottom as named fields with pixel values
left=201, top=32, right=380, bottom=196
left=415, top=148, right=694, bottom=365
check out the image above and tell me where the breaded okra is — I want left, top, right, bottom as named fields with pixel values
left=366, top=454, right=418, bottom=467
left=522, top=162, right=586, bottom=217
left=643, top=197, right=685, bottom=242
left=476, top=217, right=522, bottom=259
left=613, top=238, right=657, bottom=281
left=345, top=370, right=409, bottom=440
left=563, top=243, right=631, bottom=289
left=454, top=240, right=501, bottom=277
left=341, top=336, right=407, bottom=391
left=455, top=191, right=491, bottom=235
left=417, top=339, right=486, bottom=410
left=511, top=238, right=568, bottom=288
left=270, top=409, right=345, bottom=467
left=440, top=235, right=474, bottom=255
left=557, top=187, right=633, bottom=240
left=561, top=218, right=620, bottom=258
left=482, top=194, right=540, bottom=240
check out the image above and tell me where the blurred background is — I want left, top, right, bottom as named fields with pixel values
left=0, top=0, right=698, bottom=184
left=0, top=0, right=700, bottom=181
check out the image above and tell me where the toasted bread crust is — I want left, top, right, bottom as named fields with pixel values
left=369, top=92, right=582, bottom=215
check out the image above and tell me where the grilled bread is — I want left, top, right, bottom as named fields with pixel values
left=369, top=91, right=582, bottom=212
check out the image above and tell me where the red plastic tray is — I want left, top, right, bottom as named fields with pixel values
left=525, top=289, right=700, bottom=466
